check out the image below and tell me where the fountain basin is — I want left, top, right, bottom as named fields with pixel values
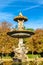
left=7, top=30, right=34, bottom=38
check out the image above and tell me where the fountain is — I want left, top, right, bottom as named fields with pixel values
left=7, top=12, right=34, bottom=62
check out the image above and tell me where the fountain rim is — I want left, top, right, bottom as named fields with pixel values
left=14, top=16, right=28, bottom=22
left=7, top=30, right=34, bottom=38
left=7, top=30, right=34, bottom=34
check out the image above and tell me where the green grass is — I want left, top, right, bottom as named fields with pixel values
left=27, top=54, right=41, bottom=58
left=0, top=54, right=41, bottom=59
left=0, top=56, right=12, bottom=59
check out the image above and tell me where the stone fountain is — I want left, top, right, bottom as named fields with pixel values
left=7, top=12, right=34, bottom=62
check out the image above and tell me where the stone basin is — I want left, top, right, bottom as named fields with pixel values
left=7, top=30, right=34, bottom=38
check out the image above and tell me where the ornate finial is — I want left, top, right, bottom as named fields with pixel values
left=14, top=12, right=28, bottom=22
left=19, top=12, right=23, bottom=16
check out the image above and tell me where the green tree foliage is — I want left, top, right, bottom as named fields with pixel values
left=26, top=28, right=34, bottom=32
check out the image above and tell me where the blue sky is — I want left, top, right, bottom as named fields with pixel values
left=0, top=0, right=43, bottom=29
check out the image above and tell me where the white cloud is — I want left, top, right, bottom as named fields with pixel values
left=0, top=12, right=14, bottom=23
left=24, top=18, right=43, bottom=29
left=0, top=0, right=43, bottom=11
left=22, top=5, right=40, bottom=11
left=0, top=12, right=17, bottom=28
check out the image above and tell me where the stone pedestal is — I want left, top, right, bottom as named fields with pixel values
left=14, top=38, right=29, bottom=62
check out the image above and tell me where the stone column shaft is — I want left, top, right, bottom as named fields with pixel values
left=18, top=20, right=24, bottom=30
left=18, top=38, right=23, bottom=48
